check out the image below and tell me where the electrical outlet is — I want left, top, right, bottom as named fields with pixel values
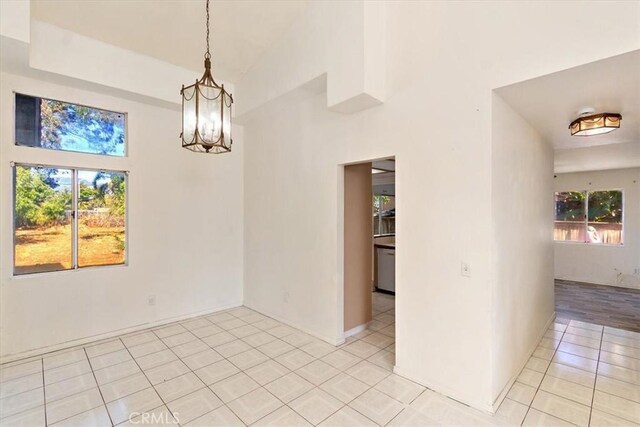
left=148, top=295, right=156, bottom=306
left=461, top=262, right=471, bottom=277
left=283, top=291, right=290, bottom=303
left=635, top=268, right=640, bottom=276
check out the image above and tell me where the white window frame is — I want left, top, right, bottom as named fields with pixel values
left=12, top=162, right=129, bottom=276
left=554, top=189, right=624, bottom=246
left=13, top=91, right=128, bottom=158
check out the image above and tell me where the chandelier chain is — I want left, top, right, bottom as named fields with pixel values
left=205, top=0, right=211, bottom=59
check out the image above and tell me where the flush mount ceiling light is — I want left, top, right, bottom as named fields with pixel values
left=180, top=0, right=233, bottom=153
left=569, top=109, right=621, bottom=137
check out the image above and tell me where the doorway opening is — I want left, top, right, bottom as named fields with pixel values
left=342, top=157, right=395, bottom=370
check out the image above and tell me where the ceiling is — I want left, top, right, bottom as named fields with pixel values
left=372, top=159, right=395, bottom=173
left=554, top=142, right=640, bottom=174
left=496, top=50, right=640, bottom=151
left=372, top=160, right=395, bottom=195
left=31, top=0, right=308, bottom=83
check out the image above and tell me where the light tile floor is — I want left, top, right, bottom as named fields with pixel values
left=1, top=293, right=638, bottom=426
left=498, top=317, right=640, bottom=427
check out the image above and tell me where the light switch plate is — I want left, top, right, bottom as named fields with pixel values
left=461, top=262, right=471, bottom=277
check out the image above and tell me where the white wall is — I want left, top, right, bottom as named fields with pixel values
left=490, top=94, right=555, bottom=402
left=554, top=142, right=640, bottom=174
left=235, top=1, right=384, bottom=116
left=554, top=167, right=640, bottom=288
left=0, top=73, right=244, bottom=360
left=0, top=0, right=29, bottom=43
left=239, top=1, right=639, bottom=412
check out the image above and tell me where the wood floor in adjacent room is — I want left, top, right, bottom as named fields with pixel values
left=555, top=279, right=640, bottom=333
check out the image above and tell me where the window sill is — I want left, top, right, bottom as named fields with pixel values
left=10, top=263, right=128, bottom=280
left=554, top=241, right=624, bottom=247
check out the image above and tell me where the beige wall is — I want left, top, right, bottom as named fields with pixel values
left=344, top=163, right=373, bottom=332
left=490, top=94, right=555, bottom=402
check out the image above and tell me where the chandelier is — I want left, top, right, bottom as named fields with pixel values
left=180, top=0, right=233, bottom=153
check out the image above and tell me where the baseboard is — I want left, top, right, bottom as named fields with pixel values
left=243, top=303, right=345, bottom=346
left=393, top=365, right=494, bottom=413
left=0, top=301, right=243, bottom=365
left=556, top=277, right=640, bottom=291
left=344, top=323, right=368, bottom=339
left=391, top=312, right=557, bottom=415
left=490, top=310, right=557, bottom=412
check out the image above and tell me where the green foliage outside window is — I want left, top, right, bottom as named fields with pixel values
left=587, top=191, right=622, bottom=223
left=14, top=167, right=71, bottom=228
left=555, top=190, right=622, bottom=224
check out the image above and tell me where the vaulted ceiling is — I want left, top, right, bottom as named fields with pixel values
left=31, top=0, right=308, bottom=83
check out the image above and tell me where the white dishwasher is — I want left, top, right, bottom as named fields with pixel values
left=376, top=246, right=395, bottom=294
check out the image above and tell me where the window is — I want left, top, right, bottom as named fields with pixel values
left=13, top=164, right=127, bottom=275
left=373, top=195, right=395, bottom=235
left=554, top=191, right=586, bottom=242
left=15, top=93, right=126, bottom=156
left=554, top=190, right=623, bottom=245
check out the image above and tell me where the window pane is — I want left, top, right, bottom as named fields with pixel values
left=587, top=190, right=623, bottom=244
left=14, top=166, right=73, bottom=274
left=78, top=170, right=126, bottom=267
left=554, top=191, right=585, bottom=242
left=373, top=195, right=395, bottom=235
left=15, top=93, right=126, bottom=156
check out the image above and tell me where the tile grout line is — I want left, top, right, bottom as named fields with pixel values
left=156, top=304, right=395, bottom=426
left=152, top=310, right=302, bottom=426
left=0, top=369, right=50, bottom=422
left=82, top=347, right=115, bottom=427
left=4, top=341, right=152, bottom=393
left=126, top=319, right=256, bottom=424
left=384, top=388, right=429, bottom=426
left=118, top=336, right=176, bottom=426
left=587, top=327, right=604, bottom=426
left=277, top=305, right=397, bottom=426
left=3, top=304, right=397, bottom=426
left=167, top=326, right=317, bottom=425
left=519, top=321, right=569, bottom=426
left=542, top=352, right=640, bottom=390
left=145, top=316, right=287, bottom=424
left=1, top=309, right=370, bottom=424
left=45, top=358, right=129, bottom=394
left=241, top=340, right=394, bottom=426
left=230, top=304, right=394, bottom=422
left=0, top=308, right=394, bottom=386
left=0, top=302, right=394, bottom=374
left=41, top=358, right=48, bottom=427
left=504, top=323, right=640, bottom=425
left=252, top=318, right=395, bottom=425
left=8, top=300, right=639, bottom=425
left=0, top=311, right=221, bottom=373
left=42, top=352, right=110, bottom=427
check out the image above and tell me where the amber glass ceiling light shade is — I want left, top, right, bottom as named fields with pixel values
left=180, top=0, right=233, bottom=153
left=569, top=113, right=621, bottom=137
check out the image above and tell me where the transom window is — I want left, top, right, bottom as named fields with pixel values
left=554, top=190, right=623, bottom=245
left=15, top=93, right=126, bottom=157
